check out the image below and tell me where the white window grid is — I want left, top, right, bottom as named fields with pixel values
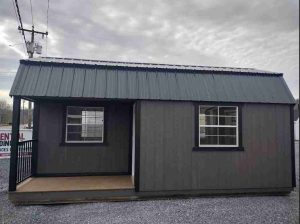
left=65, top=106, right=104, bottom=143
left=199, top=105, right=238, bottom=147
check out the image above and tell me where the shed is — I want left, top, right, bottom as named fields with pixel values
left=8, top=57, right=296, bottom=204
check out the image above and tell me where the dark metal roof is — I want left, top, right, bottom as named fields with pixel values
left=21, top=57, right=281, bottom=74
left=10, top=57, right=295, bottom=104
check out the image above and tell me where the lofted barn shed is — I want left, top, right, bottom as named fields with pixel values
left=8, top=57, right=296, bottom=204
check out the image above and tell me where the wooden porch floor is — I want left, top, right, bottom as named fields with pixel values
left=16, top=176, right=134, bottom=192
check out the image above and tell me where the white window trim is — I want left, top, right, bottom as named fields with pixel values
left=199, top=105, right=239, bottom=147
left=65, top=106, right=104, bottom=143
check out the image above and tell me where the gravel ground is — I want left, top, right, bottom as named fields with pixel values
left=0, top=143, right=299, bottom=224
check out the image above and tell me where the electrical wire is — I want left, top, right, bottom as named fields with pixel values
left=14, top=0, right=28, bottom=53
left=11, top=0, right=19, bottom=24
left=11, top=0, right=27, bottom=55
left=14, top=0, right=24, bottom=30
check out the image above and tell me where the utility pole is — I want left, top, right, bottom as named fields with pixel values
left=18, top=26, right=48, bottom=59
left=18, top=25, right=48, bottom=128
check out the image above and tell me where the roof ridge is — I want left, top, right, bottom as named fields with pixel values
left=21, top=56, right=281, bottom=75
left=37, top=56, right=257, bottom=70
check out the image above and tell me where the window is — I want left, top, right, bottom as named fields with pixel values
left=65, top=106, right=104, bottom=143
left=198, top=105, right=238, bottom=147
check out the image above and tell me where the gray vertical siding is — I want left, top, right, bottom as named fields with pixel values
left=37, top=101, right=131, bottom=174
left=139, top=101, right=292, bottom=191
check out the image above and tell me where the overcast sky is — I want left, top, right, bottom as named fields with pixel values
left=0, top=0, right=299, bottom=103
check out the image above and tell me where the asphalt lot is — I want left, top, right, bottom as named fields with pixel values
left=0, top=143, right=299, bottom=224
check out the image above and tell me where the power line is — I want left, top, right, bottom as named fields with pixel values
left=14, top=0, right=24, bottom=31
left=11, top=0, right=19, bottom=24
left=29, top=0, right=34, bottom=26
left=46, top=0, right=50, bottom=56
left=11, top=0, right=27, bottom=54
left=13, top=0, right=27, bottom=47
left=46, top=0, right=50, bottom=31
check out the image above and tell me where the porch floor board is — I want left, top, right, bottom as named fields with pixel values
left=16, top=175, right=134, bottom=192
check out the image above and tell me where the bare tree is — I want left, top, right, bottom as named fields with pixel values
left=0, top=100, right=12, bottom=125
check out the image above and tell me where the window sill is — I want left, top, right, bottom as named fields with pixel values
left=193, top=146, right=244, bottom=151
left=60, top=142, right=108, bottom=147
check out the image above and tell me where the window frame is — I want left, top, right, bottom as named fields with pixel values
left=64, top=106, right=105, bottom=144
left=193, top=103, right=244, bottom=151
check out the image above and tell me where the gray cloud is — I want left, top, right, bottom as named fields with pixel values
left=0, top=0, right=298, bottom=102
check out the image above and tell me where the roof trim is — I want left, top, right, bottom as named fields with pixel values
left=19, top=57, right=283, bottom=76
left=10, top=95, right=296, bottom=105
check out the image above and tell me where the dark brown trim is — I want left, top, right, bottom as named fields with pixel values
left=61, top=103, right=108, bottom=145
left=134, top=102, right=141, bottom=192
left=59, top=142, right=108, bottom=146
left=35, top=172, right=130, bottom=177
left=12, top=95, right=294, bottom=106
left=9, top=97, right=21, bottom=191
left=31, top=101, right=40, bottom=176
left=238, top=104, right=243, bottom=149
left=193, top=103, right=244, bottom=151
left=290, top=106, right=296, bottom=187
left=194, top=103, right=199, bottom=147
left=61, top=106, right=67, bottom=145
left=128, top=104, right=133, bottom=174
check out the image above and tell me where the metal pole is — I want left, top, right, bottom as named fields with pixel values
left=27, top=26, right=34, bottom=128
left=29, top=26, right=34, bottom=58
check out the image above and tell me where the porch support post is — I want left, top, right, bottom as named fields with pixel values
left=31, top=101, right=39, bottom=176
left=134, top=101, right=141, bottom=192
left=9, top=97, right=21, bottom=191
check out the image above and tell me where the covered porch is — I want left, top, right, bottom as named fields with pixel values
left=8, top=96, right=139, bottom=204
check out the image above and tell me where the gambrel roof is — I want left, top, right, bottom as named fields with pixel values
left=10, top=57, right=295, bottom=104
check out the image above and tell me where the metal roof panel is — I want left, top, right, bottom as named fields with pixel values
left=24, top=65, right=41, bottom=96
left=106, top=69, right=118, bottom=99
left=94, top=69, right=106, bottom=98
left=82, top=68, right=96, bottom=98
left=137, top=71, right=149, bottom=99
left=127, top=70, right=138, bottom=99
left=9, top=64, right=25, bottom=96
left=117, top=70, right=128, bottom=99
left=147, top=71, right=160, bottom=99
left=46, top=67, right=64, bottom=97
left=14, top=65, right=30, bottom=96
left=35, top=65, right=52, bottom=96
left=59, top=67, right=74, bottom=97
